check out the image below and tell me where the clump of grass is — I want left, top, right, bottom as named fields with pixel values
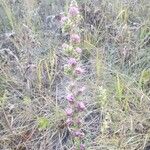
left=0, top=0, right=150, bottom=149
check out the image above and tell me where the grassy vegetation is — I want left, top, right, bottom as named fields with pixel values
left=0, top=0, right=150, bottom=149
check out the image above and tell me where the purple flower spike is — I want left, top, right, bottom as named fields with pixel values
left=62, top=1, right=86, bottom=148
left=77, top=102, right=86, bottom=111
left=70, top=34, right=80, bottom=43
left=80, top=144, right=85, bottom=150
left=69, top=6, right=79, bottom=17
left=75, top=67, right=84, bottom=75
left=66, top=94, right=75, bottom=103
left=66, top=118, right=73, bottom=126
left=68, top=58, right=77, bottom=67
left=76, top=47, right=82, bottom=53
left=65, top=108, right=73, bottom=116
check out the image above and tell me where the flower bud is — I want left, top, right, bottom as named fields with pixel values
left=60, top=16, right=68, bottom=25
left=77, top=102, right=86, bottom=111
left=80, top=144, right=85, bottom=150
left=70, top=34, right=80, bottom=43
left=68, top=58, right=77, bottom=67
left=75, top=67, right=84, bottom=75
left=65, top=108, right=73, bottom=116
left=76, top=47, right=82, bottom=53
left=74, top=130, right=85, bottom=138
left=66, top=94, right=75, bottom=104
left=76, top=118, right=82, bottom=126
left=66, top=118, right=73, bottom=126
left=69, top=6, right=79, bottom=17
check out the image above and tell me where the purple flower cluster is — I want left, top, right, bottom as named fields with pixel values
left=68, top=58, right=77, bottom=67
left=60, top=16, right=68, bottom=25
left=70, top=34, right=81, bottom=43
left=69, top=6, right=80, bottom=17
left=61, top=1, right=86, bottom=149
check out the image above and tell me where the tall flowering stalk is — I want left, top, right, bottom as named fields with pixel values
left=61, top=1, right=86, bottom=149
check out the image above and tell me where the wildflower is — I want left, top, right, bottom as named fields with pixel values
left=75, top=67, right=84, bottom=75
left=74, top=130, right=85, bottom=138
left=60, top=16, right=68, bottom=24
left=68, top=58, right=77, bottom=67
left=77, top=102, right=86, bottom=111
left=65, top=108, right=73, bottom=116
left=69, top=6, right=79, bottom=17
left=76, top=47, right=82, bottom=53
left=66, top=93, right=75, bottom=103
left=70, top=34, right=81, bottom=43
left=76, top=118, right=82, bottom=126
left=62, top=1, right=86, bottom=148
left=66, top=118, right=73, bottom=126
left=80, top=144, right=85, bottom=150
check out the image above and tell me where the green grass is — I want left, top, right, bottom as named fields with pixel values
left=0, top=0, right=150, bottom=149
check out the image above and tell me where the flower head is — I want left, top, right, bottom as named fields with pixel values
left=77, top=102, right=86, bottom=111
left=75, top=67, right=84, bottom=75
left=66, top=93, right=75, bottom=103
left=76, top=118, right=82, bottom=126
left=60, top=16, right=68, bottom=24
left=70, top=34, right=80, bottom=43
left=69, top=6, right=79, bottom=17
left=80, top=144, right=85, bottom=150
left=74, top=130, right=85, bottom=138
left=76, top=47, right=82, bottom=53
left=66, top=118, right=73, bottom=126
left=65, top=108, right=73, bottom=116
left=68, top=58, right=77, bottom=67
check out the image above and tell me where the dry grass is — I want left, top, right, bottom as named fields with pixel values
left=0, top=0, right=150, bottom=149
